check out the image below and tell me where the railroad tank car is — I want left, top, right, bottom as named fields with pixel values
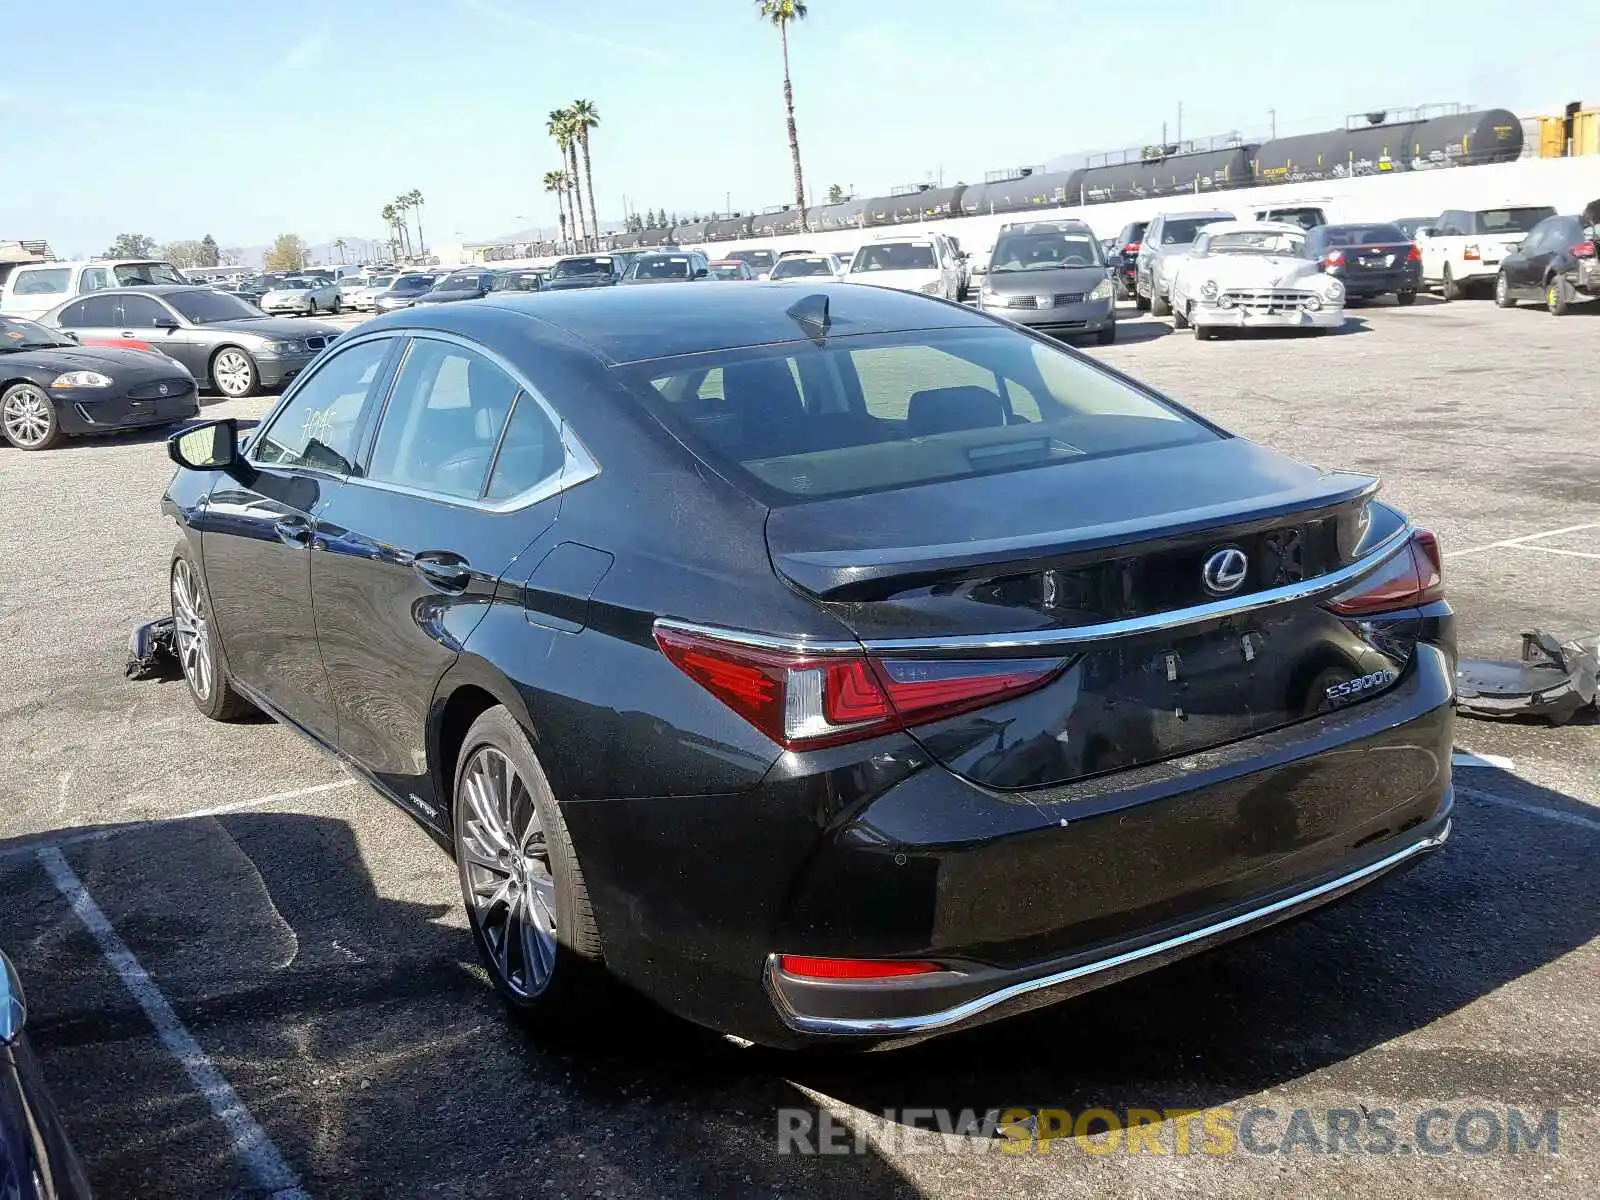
left=637, top=226, right=675, bottom=247
left=1404, top=108, right=1524, bottom=169
left=862, top=184, right=969, bottom=225
left=672, top=220, right=713, bottom=243
left=958, top=170, right=1086, bottom=216
left=704, top=215, right=755, bottom=242
left=1253, top=120, right=1423, bottom=183
left=1078, top=145, right=1253, bottom=203
left=810, top=200, right=867, bottom=232
left=751, top=207, right=805, bottom=237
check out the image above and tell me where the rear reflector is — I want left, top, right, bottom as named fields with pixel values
left=1327, top=529, right=1444, bottom=616
left=777, top=955, right=943, bottom=980
left=654, top=625, right=1066, bottom=750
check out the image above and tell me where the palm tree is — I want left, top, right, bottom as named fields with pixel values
left=380, top=204, right=401, bottom=259
left=333, top=237, right=347, bottom=264
left=394, top=194, right=416, bottom=258
left=547, top=109, right=588, bottom=249
left=543, top=169, right=571, bottom=252
left=569, top=99, right=601, bottom=249
left=405, top=189, right=426, bottom=254
left=756, top=1, right=810, bottom=232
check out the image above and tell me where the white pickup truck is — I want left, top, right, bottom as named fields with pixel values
left=1416, top=206, right=1556, bottom=299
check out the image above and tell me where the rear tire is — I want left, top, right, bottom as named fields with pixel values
left=1493, top=272, right=1517, bottom=308
left=1150, top=286, right=1170, bottom=318
left=1547, top=275, right=1573, bottom=315
left=453, top=707, right=605, bottom=1028
left=1441, top=264, right=1462, bottom=302
left=1396, top=289, right=1418, bottom=307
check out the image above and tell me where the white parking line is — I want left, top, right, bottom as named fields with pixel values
left=1444, top=522, right=1600, bottom=559
left=1511, top=544, right=1600, bottom=562
left=37, top=847, right=310, bottom=1200
left=1457, top=784, right=1600, bottom=832
left=1451, top=750, right=1516, bottom=770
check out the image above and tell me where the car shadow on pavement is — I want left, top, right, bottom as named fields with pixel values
left=5, top=775, right=1593, bottom=1198
left=1101, top=319, right=1172, bottom=345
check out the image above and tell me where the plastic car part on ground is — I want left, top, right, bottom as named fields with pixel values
left=125, top=615, right=179, bottom=680
left=1455, top=631, right=1599, bottom=725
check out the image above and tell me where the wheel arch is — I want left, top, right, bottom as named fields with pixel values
left=428, top=655, right=541, bottom=839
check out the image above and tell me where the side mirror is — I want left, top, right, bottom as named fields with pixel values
left=1416, top=227, right=1436, bottom=239
left=61, top=330, right=81, bottom=342
left=168, top=419, right=241, bottom=472
left=694, top=267, right=708, bottom=279
left=971, top=262, right=987, bottom=276
left=152, top=315, right=179, bottom=329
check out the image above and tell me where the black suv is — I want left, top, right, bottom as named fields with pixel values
left=1493, top=203, right=1600, bottom=314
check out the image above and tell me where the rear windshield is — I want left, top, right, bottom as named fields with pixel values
left=1319, top=224, right=1408, bottom=246
left=1475, top=207, right=1555, bottom=234
left=852, top=243, right=937, bottom=272
left=630, top=256, right=693, bottom=279
left=770, top=258, right=835, bottom=278
left=552, top=257, right=615, bottom=279
left=624, top=327, right=1215, bottom=502
left=390, top=275, right=435, bottom=293
left=436, top=273, right=485, bottom=290
left=728, top=250, right=775, bottom=269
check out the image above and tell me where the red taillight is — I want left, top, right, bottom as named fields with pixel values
left=1327, top=530, right=1444, bottom=616
left=1407, top=243, right=1422, bottom=262
left=1324, top=249, right=1345, bottom=267
left=1125, top=242, right=1141, bottom=254
left=1573, top=241, right=1596, bottom=258
left=777, top=955, right=943, bottom=980
left=653, top=625, right=1065, bottom=750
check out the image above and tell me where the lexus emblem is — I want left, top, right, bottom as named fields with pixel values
left=1202, top=546, right=1249, bottom=595
left=158, top=383, right=169, bottom=396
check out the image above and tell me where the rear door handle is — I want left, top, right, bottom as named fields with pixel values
left=274, top=517, right=312, bottom=548
left=413, top=551, right=473, bottom=594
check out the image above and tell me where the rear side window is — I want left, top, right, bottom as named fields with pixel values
left=367, top=340, right=521, bottom=499
left=13, top=268, right=69, bottom=296
left=628, top=327, right=1215, bottom=502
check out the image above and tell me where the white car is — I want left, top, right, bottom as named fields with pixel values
left=1167, top=221, right=1345, bottom=340
left=1416, top=205, right=1557, bottom=300
left=260, top=276, right=341, bottom=316
left=350, top=274, right=395, bottom=311
left=845, top=234, right=963, bottom=301
left=768, top=253, right=848, bottom=281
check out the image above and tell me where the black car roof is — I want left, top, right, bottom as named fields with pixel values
left=475, top=281, right=989, bottom=364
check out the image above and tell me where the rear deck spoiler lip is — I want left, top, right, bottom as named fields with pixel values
left=658, top=515, right=1415, bottom=660
left=770, top=474, right=1382, bottom=600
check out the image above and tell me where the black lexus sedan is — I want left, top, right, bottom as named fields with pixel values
left=1308, top=223, right=1424, bottom=304
left=541, top=255, right=621, bottom=291
left=158, top=283, right=1454, bottom=1048
left=1, top=315, right=197, bottom=450
left=2, top=949, right=92, bottom=1198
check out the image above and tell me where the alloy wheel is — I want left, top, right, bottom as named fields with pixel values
left=1, top=385, right=53, bottom=448
left=213, top=351, right=254, bottom=397
left=457, top=747, right=558, bottom=997
left=171, top=559, right=212, bottom=701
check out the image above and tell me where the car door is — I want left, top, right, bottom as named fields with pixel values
left=1504, top=222, right=1545, bottom=294
left=198, top=335, right=398, bottom=742
left=310, top=333, right=592, bottom=822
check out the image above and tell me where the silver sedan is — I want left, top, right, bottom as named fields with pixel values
left=259, top=277, right=341, bottom=316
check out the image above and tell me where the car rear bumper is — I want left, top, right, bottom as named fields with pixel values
left=55, top=383, right=200, bottom=434
left=1334, top=266, right=1421, bottom=296
left=567, top=634, right=1456, bottom=1047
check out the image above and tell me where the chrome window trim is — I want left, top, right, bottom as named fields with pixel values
left=653, top=519, right=1413, bottom=659
left=765, top=821, right=1451, bottom=1038
left=340, top=329, right=602, bottom=514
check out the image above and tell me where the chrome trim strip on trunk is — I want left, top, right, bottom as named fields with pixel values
left=656, top=521, right=1414, bottom=659
left=765, top=820, right=1450, bottom=1038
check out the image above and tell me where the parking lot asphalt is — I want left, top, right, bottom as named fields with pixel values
left=1, top=296, right=1596, bottom=1198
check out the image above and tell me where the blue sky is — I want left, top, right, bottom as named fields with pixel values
left=3, top=0, right=1591, bottom=257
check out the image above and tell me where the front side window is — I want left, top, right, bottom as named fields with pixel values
left=253, top=338, right=391, bottom=473
left=367, top=340, right=521, bottom=499
left=628, top=327, right=1214, bottom=501
left=13, top=268, right=69, bottom=296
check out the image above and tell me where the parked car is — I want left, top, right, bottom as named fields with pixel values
left=337, top=274, right=374, bottom=306
left=414, top=270, right=499, bottom=305
left=491, top=269, right=545, bottom=293
left=543, top=256, right=622, bottom=291
left=620, top=251, right=711, bottom=284
left=374, top=274, right=440, bottom=313
left=1392, top=216, right=1437, bottom=240
left=1493, top=203, right=1600, bottom=314
left=1107, top=220, right=1149, bottom=299
left=845, top=234, right=963, bottom=301
left=721, top=249, right=777, bottom=278
left=1307, top=223, right=1423, bottom=305
left=260, top=277, right=342, bottom=316
left=1167, top=221, right=1346, bottom=340
left=0, top=313, right=197, bottom=449
left=0, top=258, right=189, bottom=319
left=767, top=254, right=846, bottom=281
left=975, top=220, right=1116, bottom=344
left=158, top=282, right=1453, bottom=1049
left=41, top=285, right=343, bottom=397
left=708, top=260, right=758, bottom=281
left=1134, top=210, right=1235, bottom=315
left=351, top=275, right=396, bottom=311
left=1, top=948, right=92, bottom=1197
left=216, top=278, right=268, bottom=305
left=1416, top=206, right=1556, bottom=300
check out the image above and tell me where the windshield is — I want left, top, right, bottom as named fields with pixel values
left=552, top=257, right=615, bottom=279
left=1476, top=207, right=1556, bottom=234
left=629, top=256, right=693, bottom=279
left=627, top=327, right=1213, bottom=502
left=770, top=258, right=835, bottom=279
left=728, top=250, right=775, bottom=269
left=276, top=279, right=313, bottom=290
left=435, top=273, right=485, bottom=291
left=113, top=262, right=186, bottom=285
left=368, top=276, right=395, bottom=288
left=0, top=315, right=72, bottom=350
left=167, top=290, right=263, bottom=323
left=1159, top=218, right=1228, bottom=246
left=990, top=231, right=1103, bottom=272
left=1205, top=230, right=1307, bottom=256
left=390, top=275, right=436, bottom=293
left=852, top=243, right=937, bottom=272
